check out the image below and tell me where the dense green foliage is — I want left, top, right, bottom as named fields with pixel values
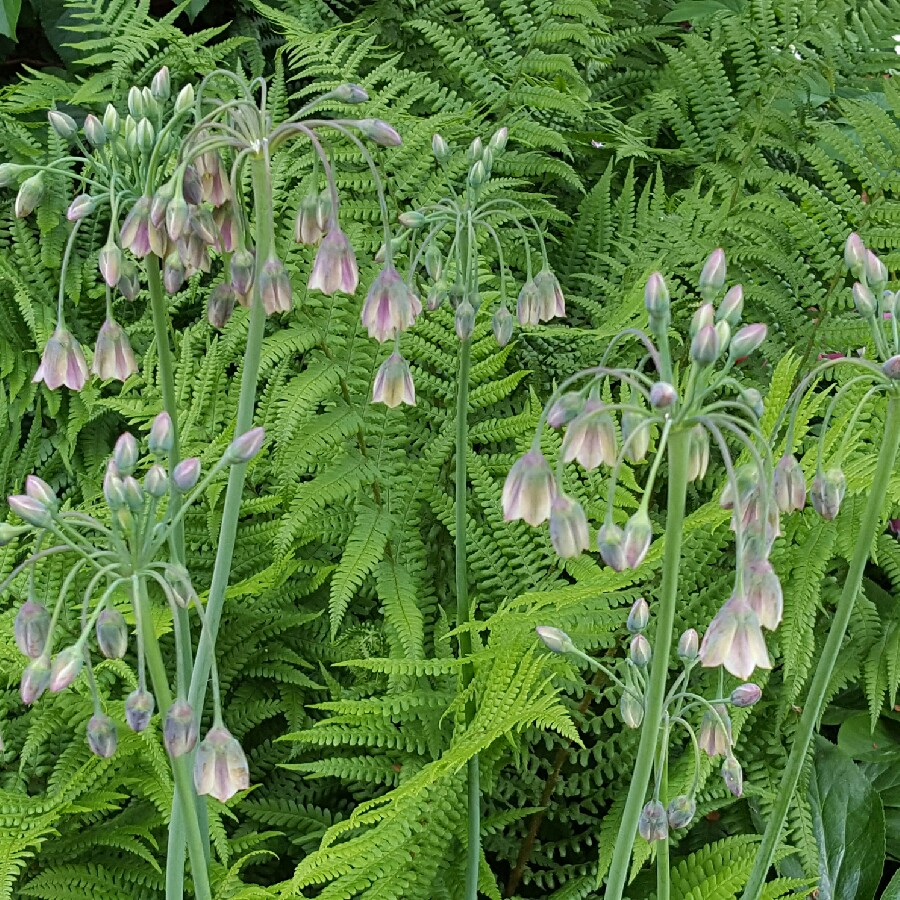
left=1, top=0, right=900, bottom=898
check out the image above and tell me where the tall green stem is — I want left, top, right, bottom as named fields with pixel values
left=135, top=577, right=211, bottom=900
left=741, top=393, right=900, bottom=900
left=605, top=427, right=690, bottom=900
left=456, top=335, right=479, bottom=899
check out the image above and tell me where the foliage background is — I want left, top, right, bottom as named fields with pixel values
left=1, top=0, right=900, bottom=898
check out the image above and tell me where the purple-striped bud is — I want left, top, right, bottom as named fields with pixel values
left=49, top=645, right=83, bottom=692
left=148, top=411, right=174, bottom=455
left=533, top=269, right=565, bottom=321
left=432, top=133, right=450, bottom=162
left=230, top=248, right=255, bottom=298
left=172, top=458, right=200, bottom=491
left=372, top=352, right=416, bottom=408
left=164, top=699, right=198, bottom=757
left=844, top=232, right=866, bottom=275
left=627, top=598, right=650, bottom=633
left=8, top=495, right=51, bottom=527
left=93, top=319, right=137, bottom=382
left=502, top=450, right=556, bottom=526
left=597, top=523, right=627, bottom=572
left=691, top=302, right=715, bottom=336
left=103, top=464, right=125, bottom=510
left=722, top=755, right=743, bottom=797
left=547, top=392, right=584, bottom=429
left=677, top=628, right=699, bottom=661
left=145, top=464, right=168, bottom=498
left=718, top=284, right=743, bottom=326
left=48, top=109, right=77, bottom=140
left=15, top=599, right=50, bottom=658
left=492, top=306, right=514, bottom=347
left=699, top=248, right=727, bottom=295
left=361, top=265, right=422, bottom=342
left=151, top=66, right=170, bottom=100
left=309, top=229, right=359, bottom=296
left=25, top=475, right=56, bottom=509
left=120, top=195, right=152, bottom=258
left=810, top=468, right=846, bottom=521
left=516, top=280, right=541, bottom=326
left=638, top=800, right=668, bottom=842
left=20, top=655, right=50, bottom=704
left=630, top=633, right=651, bottom=667
left=67, top=194, right=96, bottom=221
left=86, top=713, right=118, bottom=758
left=120, top=474, right=142, bottom=510
left=182, top=165, right=202, bottom=205
left=730, top=683, right=762, bottom=707
left=620, top=693, right=643, bottom=729
left=650, top=381, right=677, bottom=409
left=549, top=495, right=590, bottom=559
left=455, top=299, right=475, bottom=340
left=357, top=118, right=402, bottom=147
left=535, top=625, right=575, bottom=654
left=562, top=400, right=617, bottom=469
left=773, top=454, right=805, bottom=513
left=667, top=796, right=696, bottom=830
left=644, top=272, right=670, bottom=316
left=729, top=323, right=767, bottom=359
left=98, top=242, right=123, bottom=288
left=864, top=249, right=888, bottom=290
left=113, top=432, right=139, bottom=474
left=207, top=283, right=236, bottom=330
left=622, top=510, right=652, bottom=569
left=125, top=688, right=155, bottom=732
left=698, top=704, right=731, bottom=756
left=96, top=608, right=128, bottom=659
left=691, top=324, right=720, bottom=365
left=193, top=726, right=251, bottom=802
left=163, top=252, right=185, bottom=294
left=853, top=281, right=877, bottom=317
left=225, top=427, right=265, bottom=464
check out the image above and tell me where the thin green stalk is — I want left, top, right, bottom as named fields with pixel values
left=605, top=427, right=691, bottom=900
left=741, top=393, right=900, bottom=900
left=134, top=577, right=211, bottom=900
left=456, top=335, right=479, bottom=899
left=656, top=732, right=669, bottom=900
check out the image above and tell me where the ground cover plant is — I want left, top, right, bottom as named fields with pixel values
left=1, top=1, right=900, bottom=899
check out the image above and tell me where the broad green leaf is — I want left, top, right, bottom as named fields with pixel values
left=883, top=869, right=900, bottom=899
left=0, top=0, right=21, bottom=38
left=809, top=736, right=885, bottom=900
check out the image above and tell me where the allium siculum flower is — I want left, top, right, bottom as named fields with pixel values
left=125, top=688, right=154, bottom=732
left=597, top=523, right=627, bottom=572
left=372, top=352, right=416, bottom=408
left=549, top=495, right=590, bottom=558
left=86, top=713, right=118, bottom=758
left=638, top=800, right=668, bottom=842
left=516, top=280, right=540, bottom=326
left=308, top=228, right=358, bottom=295
left=193, top=725, right=250, bottom=802
left=698, top=703, right=731, bottom=757
left=773, top=453, right=806, bottom=513
left=361, top=265, right=422, bottom=342
left=294, top=192, right=324, bottom=245
left=120, top=196, right=153, bottom=258
left=810, top=468, right=846, bottom=521
left=533, top=268, right=565, bottom=320
left=33, top=325, right=89, bottom=391
left=561, top=400, right=617, bottom=470
left=20, top=655, right=50, bottom=704
left=92, top=318, right=137, bottom=381
left=699, top=595, right=771, bottom=680
left=743, top=558, right=783, bottom=630
left=258, top=255, right=292, bottom=315
left=14, top=599, right=50, bottom=658
left=502, top=450, right=556, bottom=526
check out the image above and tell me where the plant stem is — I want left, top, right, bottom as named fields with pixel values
left=656, top=736, right=669, bottom=900
left=604, top=426, right=690, bottom=900
left=134, top=577, right=211, bottom=900
left=456, top=334, right=479, bottom=899
left=741, top=393, right=900, bottom=900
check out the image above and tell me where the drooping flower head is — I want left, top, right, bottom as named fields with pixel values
left=193, top=725, right=250, bottom=802
left=699, top=594, right=771, bottom=680
left=361, top=265, right=422, bottom=342
left=372, top=352, right=416, bottom=408
left=92, top=318, right=137, bottom=381
left=502, top=450, right=556, bottom=526
left=33, top=325, right=89, bottom=391
left=309, top=228, right=358, bottom=296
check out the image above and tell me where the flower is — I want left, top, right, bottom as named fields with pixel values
left=597, top=523, right=627, bottom=571
left=722, top=754, right=743, bottom=797
left=193, top=726, right=250, bottom=802
left=294, top=192, right=323, bottom=245
left=535, top=626, right=575, bottom=654
left=561, top=400, right=617, bottom=470
left=49, top=645, right=83, bottom=692
left=372, top=352, right=416, bottom=408
left=698, top=704, right=731, bottom=756
left=731, top=683, right=762, bottom=707
left=810, top=468, right=846, bottom=521
left=14, top=600, right=49, bottom=659
left=361, top=265, right=422, bottom=342
left=502, top=450, right=556, bottom=526
left=20, top=655, right=50, bottom=704
left=699, top=595, right=771, bottom=680
left=492, top=306, right=514, bottom=346
left=533, top=269, right=565, bottom=320
left=33, top=325, right=89, bottom=391
left=622, top=510, right=652, bottom=569
left=224, top=427, right=266, bottom=464
left=92, top=318, right=137, bottom=381
left=207, top=283, right=237, bottom=330
left=125, top=689, right=155, bottom=732
left=120, top=196, right=153, bottom=258
left=638, top=800, right=668, bottom=842
left=308, top=228, right=359, bottom=295
left=667, top=796, right=696, bottom=830
left=258, top=255, right=292, bottom=315
left=677, top=628, right=699, bottom=661
left=86, top=713, right=118, bottom=758
left=773, top=453, right=806, bottom=513
left=516, top=280, right=540, bottom=326
left=96, top=608, right=128, bottom=659
left=549, top=495, right=590, bottom=558
left=164, top=699, right=198, bottom=757
left=743, top=558, right=783, bottom=630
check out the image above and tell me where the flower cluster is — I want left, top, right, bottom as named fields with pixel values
left=4, top=413, right=265, bottom=802
left=536, top=605, right=761, bottom=843
left=361, top=126, right=566, bottom=408
left=1, top=67, right=399, bottom=392
left=506, top=249, right=780, bottom=680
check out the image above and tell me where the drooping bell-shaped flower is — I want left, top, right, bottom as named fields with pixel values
left=699, top=595, right=771, bottom=680
left=92, top=318, right=137, bottom=382
left=164, top=698, right=198, bottom=757
left=622, top=510, right=652, bottom=569
left=687, top=424, right=710, bottom=482
left=516, top=280, right=541, bottom=326
left=207, top=283, right=237, bottom=330
left=193, top=725, right=250, bottom=802
left=638, top=800, right=668, bottom=842
left=743, top=558, right=783, bottom=630
left=96, top=607, right=128, bottom=659
left=125, top=688, right=155, bottom=732
left=597, top=523, right=627, bottom=572
left=86, top=713, right=118, bottom=758
left=731, top=683, right=762, bottom=707
left=294, top=192, right=324, bottom=245
left=502, top=450, right=556, bottom=526
left=258, top=255, right=293, bottom=315
left=722, top=754, right=743, bottom=798
left=698, top=703, right=731, bottom=757
left=549, top=495, right=590, bottom=558
left=773, top=453, right=806, bottom=513
left=230, top=248, right=255, bottom=299
left=15, top=599, right=50, bottom=658
left=533, top=268, right=565, bottom=321
left=120, top=195, right=153, bottom=258
left=308, top=228, right=359, bottom=295
left=361, top=265, right=422, bottom=342
left=561, top=400, right=617, bottom=470
left=622, top=408, right=649, bottom=463
left=20, top=655, right=51, bottom=704
left=166, top=564, right=198, bottom=610
left=33, top=325, right=89, bottom=391
left=492, top=305, right=514, bottom=346
left=372, top=352, right=416, bottom=408
left=810, top=468, right=846, bottom=521
left=547, top=392, right=584, bottom=428
left=667, top=795, right=696, bottom=830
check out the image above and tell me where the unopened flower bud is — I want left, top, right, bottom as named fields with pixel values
left=650, top=381, right=677, bottom=409
left=148, top=411, right=174, bottom=455
left=547, top=392, right=584, bottom=428
left=691, top=324, right=720, bottom=365
left=773, top=454, right=805, bottom=513
left=125, top=688, right=155, bottom=732
left=225, top=427, right=265, bottom=464
left=638, top=800, right=668, bottom=842
left=742, top=387, right=763, bottom=418
left=722, top=754, right=743, bottom=797
left=598, top=523, right=627, bottom=572
left=67, top=193, right=96, bottom=221
left=174, top=83, right=194, bottom=116
left=699, top=248, right=727, bottom=295
left=230, top=248, right=255, bottom=297
left=883, top=355, right=900, bottom=380
left=432, top=133, right=450, bottom=162
left=455, top=299, right=475, bottom=340
left=492, top=305, right=514, bottom=346
left=468, top=160, right=486, bottom=187
left=49, top=645, right=83, bottom=692
left=698, top=704, right=731, bottom=756
left=7, top=495, right=51, bottom=527
left=127, top=85, right=144, bottom=118
left=136, top=117, right=154, bottom=152
left=25, top=475, right=56, bottom=509
left=163, top=252, right=185, bottom=294
left=467, top=136, right=484, bottom=162
left=15, top=173, right=44, bottom=218
left=86, top=713, right=118, bottom=758
left=535, top=625, right=575, bottom=654
left=667, top=795, right=696, bottom=830
left=627, top=598, right=649, bottom=633
left=98, top=242, right=122, bottom=288
left=810, top=467, right=846, bottom=521
left=103, top=465, right=125, bottom=509
left=730, top=683, right=762, bottom=707
left=687, top=424, right=710, bottom=482
left=620, top=692, right=644, bottom=728
left=844, top=232, right=866, bottom=275
left=102, top=103, right=119, bottom=135
left=48, top=109, right=77, bottom=140
left=173, top=458, right=200, bottom=491
left=0, top=162, right=22, bottom=186
left=145, top=464, right=168, bottom=498
left=398, top=210, right=426, bottom=229
left=489, top=126, right=508, bottom=153
left=357, top=118, right=402, bottom=147
left=691, top=302, right=715, bottom=336
left=95, top=607, right=128, bottom=659
left=630, top=633, right=651, bottom=667
left=623, top=510, right=652, bottom=569
left=207, top=282, right=236, bottom=330
left=113, top=432, right=139, bottom=474
left=164, top=699, right=198, bottom=757
left=151, top=66, right=171, bottom=100
left=334, top=83, right=368, bottom=103
left=677, top=628, right=699, bottom=661
left=20, top=655, right=50, bottom=704
left=852, top=281, right=877, bottom=318
left=166, top=195, right=190, bottom=241
left=15, top=599, right=50, bottom=658
left=122, top=475, right=143, bottom=511
left=549, top=495, right=590, bottom=559
left=718, top=284, right=743, bottom=326
left=644, top=272, right=670, bottom=316
left=729, top=323, right=767, bottom=359
left=715, top=318, right=731, bottom=351
left=622, top=408, right=649, bottom=463
left=0, top=522, right=28, bottom=545
left=864, top=249, right=888, bottom=290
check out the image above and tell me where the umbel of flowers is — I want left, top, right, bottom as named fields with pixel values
left=358, top=126, right=565, bottom=900
left=504, top=250, right=780, bottom=900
